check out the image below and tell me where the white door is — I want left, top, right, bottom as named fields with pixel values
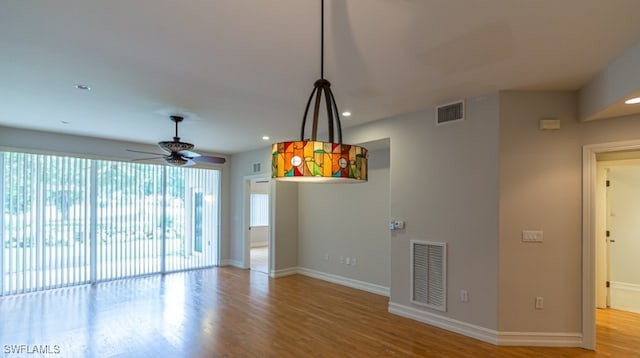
left=607, top=166, right=640, bottom=313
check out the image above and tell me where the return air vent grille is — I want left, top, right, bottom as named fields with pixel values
left=411, top=240, right=447, bottom=311
left=436, top=100, right=464, bottom=125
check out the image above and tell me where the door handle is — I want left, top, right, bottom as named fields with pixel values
left=609, top=240, right=616, bottom=242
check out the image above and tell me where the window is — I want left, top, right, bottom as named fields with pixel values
left=1, top=151, right=221, bottom=295
left=193, top=192, right=203, bottom=253
left=250, top=193, right=269, bottom=227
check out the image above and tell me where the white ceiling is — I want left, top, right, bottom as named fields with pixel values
left=2, top=0, right=640, bottom=154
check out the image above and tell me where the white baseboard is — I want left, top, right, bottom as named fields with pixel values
left=270, top=267, right=298, bottom=278
left=388, top=302, right=498, bottom=344
left=388, top=302, right=582, bottom=347
left=611, top=281, right=640, bottom=313
left=497, top=331, right=582, bottom=347
left=297, top=267, right=390, bottom=297
left=220, top=259, right=244, bottom=268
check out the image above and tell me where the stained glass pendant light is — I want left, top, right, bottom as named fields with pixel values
left=272, top=0, right=368, bottom=183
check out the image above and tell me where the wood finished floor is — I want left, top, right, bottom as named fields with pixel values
left=0, top=267, right=639, bottom=357
left=250, top=246, right=268, bottom=274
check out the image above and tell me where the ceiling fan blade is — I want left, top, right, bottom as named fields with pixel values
left=179, top=150, right=204, bottom=158
left=127, top=149, right=166, bottom=156
left=131, top=156, right=167, bottom=162
left=192, top=155, right=226, bottom=164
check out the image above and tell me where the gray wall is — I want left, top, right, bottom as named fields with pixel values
left=579, top=40, right=640, bottom=121
left=273, top=181, right=298, bottom=271
left=345, top=94, right=501, bottom=330
left=498, top=90, right=640, bottom=333
left=297, top=147, right=391, bottom=288
left=498, top=91, right=582, bottom=333
left=228, top=147, right=271, bottom=264
left=228, top=146, right=299, bottom=271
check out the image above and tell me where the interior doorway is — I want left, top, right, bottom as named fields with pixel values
left=584, top=141, right=640, bottom=350
left=595, top=155, right=640, bottom=314
left=248, top=177, right=271, bottom=274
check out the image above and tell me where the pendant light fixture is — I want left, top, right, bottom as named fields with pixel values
left=272, top=0, right=368, bottom=183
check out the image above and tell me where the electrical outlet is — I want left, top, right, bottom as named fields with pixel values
left=346, top=257, right=351, bottom=265
left=460, top=289, right=468, bottom=302
left=535, top=296, right=544, bottom=309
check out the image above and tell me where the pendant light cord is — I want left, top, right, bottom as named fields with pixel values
left=320, top=0, right=324, bottom=79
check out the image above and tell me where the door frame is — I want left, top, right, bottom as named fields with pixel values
left=582, top=139, right=640, bottom=349
left=242, top=174, right=273, bottom=273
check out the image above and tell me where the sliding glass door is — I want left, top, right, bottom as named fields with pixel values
left=1, top=153, right=92, bottom=294
left=94, top=161, right=165, bottom=281
left=1, top=151, right=221, bottom=295
left=164, top=167, right=219, bottom=271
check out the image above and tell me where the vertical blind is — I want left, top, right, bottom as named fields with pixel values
left=1, top=151, right=220, bottom=296
left=250, top=193, right=269, bottom=227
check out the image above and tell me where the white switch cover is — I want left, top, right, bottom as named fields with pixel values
left=522, top=230, right=543, bottom=242
left=460, top=289, right=469, bottom=302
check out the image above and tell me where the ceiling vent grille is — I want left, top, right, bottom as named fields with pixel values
left=410, top=240, right=447, bottom=311
left=436, top=100, right=464, bottom=125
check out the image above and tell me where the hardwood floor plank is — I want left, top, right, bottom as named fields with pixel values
left=0, top=267, right=639, bottom=357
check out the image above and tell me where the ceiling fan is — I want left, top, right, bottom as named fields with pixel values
left=128, top=115, right=226, bottom=167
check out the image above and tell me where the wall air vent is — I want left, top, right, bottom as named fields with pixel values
left=436, top=100, right=464, bottom=125
left=252, top=162, right=261, bottom=173
left=410, top=240, right=447, bottom=311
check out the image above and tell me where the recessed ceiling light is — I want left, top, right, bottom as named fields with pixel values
left=625, top=97, right=640, bottom=104
left=342, top=111, right=351, bottom=117
left=262, top=136, right=270, bottom=140
left=75, top=84, right=91, bottom=91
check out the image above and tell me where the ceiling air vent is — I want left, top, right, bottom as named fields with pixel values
left=436, top=100, right=464, bottom=125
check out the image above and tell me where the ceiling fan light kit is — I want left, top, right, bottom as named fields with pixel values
left=271, top=0, right=368, bottom=183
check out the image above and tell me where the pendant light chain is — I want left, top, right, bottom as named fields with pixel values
left=321, top=0, right=324, bottom=80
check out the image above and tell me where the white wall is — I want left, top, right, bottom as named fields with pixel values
left=297, top=147, right=391, bottom=288
left=250, top=227, right=268, bottom=247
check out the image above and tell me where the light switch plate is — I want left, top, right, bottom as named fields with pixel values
left=522, top=230, right=543, bottom=242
